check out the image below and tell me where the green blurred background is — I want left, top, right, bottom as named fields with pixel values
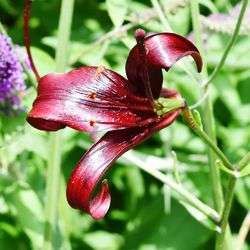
left=0, top=0, right=249, bottom=249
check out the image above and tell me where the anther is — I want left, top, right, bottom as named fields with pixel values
left=89, top=120, right=95, bottom=127
left=87, top=92, right=97, bottom=99
left=94, top=65, right=106, bottom=77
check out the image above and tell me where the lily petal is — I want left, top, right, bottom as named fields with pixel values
left=27, top=66, right=158, bottom=133
left=125, top=32, right=202, bottom=98
left=66, top=109, right=181, bottom=219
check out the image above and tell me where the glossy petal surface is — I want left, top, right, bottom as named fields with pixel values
left=125, top=33, right=202, bottom=98
left=66, top=109, right=181, bottom=219
left=27, top=66, right=159, bottom=133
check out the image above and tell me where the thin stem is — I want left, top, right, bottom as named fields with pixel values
left=0, top=118, right=8, bottom=172
left=181, top=107, right=234, bottom=170
left=236, top=211, right=250, bottom=250
left=123, top=151, right=220, bottom=223
left=43, top=0, right=75, bottom=249
left=190, top=0, right=225, bottom=216
left=150, top=0, right=172, bottom=31
left=215, top=176, right=236, bottom=250
left=190, top=0, right=208, bottom=78
left=134, top=29, right=161, bottom=110
left=44, top=133, right=62, bottom=250
left=197, top=130, right=233, bottom=170
left=204, top=0, right=249, bottom=86
left=188, top=0, right=235, bottom=238
left=237, top=151, right=250, bottom=171
left=210, top=2, right=248, bottom=249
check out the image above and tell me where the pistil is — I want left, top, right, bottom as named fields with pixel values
left=134, top=29, right=161, bottom=110
left=24, top=0, right=40, bottom=81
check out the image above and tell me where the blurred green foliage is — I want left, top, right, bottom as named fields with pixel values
left=0, top=0, right=250, bottom=249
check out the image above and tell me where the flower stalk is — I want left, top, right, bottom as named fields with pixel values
left=181, top=107, right=234, bottom=170
left=190, top=1, right=249, bottom=249
left=43, top=0, right=75, bottom=249
left=190, top=0, right=225, bottom=216
left=215, top=176, right=236, bottom=250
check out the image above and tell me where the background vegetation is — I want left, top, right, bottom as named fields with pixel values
left=0, top=0, right=249, bottom=249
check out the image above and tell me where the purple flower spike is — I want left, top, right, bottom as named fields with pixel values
left=0, top=33, right=27, bottom=115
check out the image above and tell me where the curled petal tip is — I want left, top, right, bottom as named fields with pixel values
left=66, top=169, right=111, bottom=220
left=90, top=181, right=111, bottom=220
left=66, top=111, right=181, bottom=220
left=189, top=51, right=203, bottom=73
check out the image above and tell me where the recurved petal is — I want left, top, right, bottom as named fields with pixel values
left=66, top=109, right=181, bottom=219
left=27, top=66, right=158, bottom=134
left=125, top=32, right=202, bottom=98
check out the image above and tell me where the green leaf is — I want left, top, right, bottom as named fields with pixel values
left=167, top=4, right=190, bottom=35
left=179, top=201, right=220, bottom=232
left=4, top=125, right=49, bottom=162
left=1, top=112, right=26, bottom=135
left=106, top=0, right=129, bottom=27
left=235, top=178, right=250, bottom=210
left=0, top=0, right=17, bottom=15
left=123, top=197, right=212, bottom=250
left=30, top=46, right=55, bottom=76
left=83, top=231, right=124, bottom=250
left=8, top=184, right=44, bottom=250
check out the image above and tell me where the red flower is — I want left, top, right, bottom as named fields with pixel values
left=24, top=2, right=202, bottom=220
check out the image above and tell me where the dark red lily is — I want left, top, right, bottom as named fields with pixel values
left=24, top=1, right=202, bottom=219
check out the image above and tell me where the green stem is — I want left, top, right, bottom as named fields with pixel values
left=0, top=118, right=7, bottom=171
left=189, top=3, right=233, bottom=247
left=190, top=0, right=208, bottom=78
left=190, top=0, right=224, bottom=215
left=205, top=0, right=249, bottom=86
left=181, top=108, right=233, bottom=169
left=43, top=0, right=74, bottom=249
left=215, top=176, right=236, bottom=250
left=123, top=152, right=220, bottom=223
left=181, top=108, right=234, bottom=247
left=214, top=3, right=249, bottom=247
left=237, top=151, right=250, bottom=171
left=236, top=211, right=250, bottom=250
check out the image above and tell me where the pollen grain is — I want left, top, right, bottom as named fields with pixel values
left=94, top=65, right=106, bottom=77
left=87, top=92, right=97, bottom=99
left=89, top=120, right=96, bottom=127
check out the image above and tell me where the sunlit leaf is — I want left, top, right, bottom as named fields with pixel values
left=106, top=0, right=129, bottom=27
left=8, top=185, right=44, bottom=250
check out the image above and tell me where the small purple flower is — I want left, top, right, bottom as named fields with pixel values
left=0, top=33, right=27, bottom=115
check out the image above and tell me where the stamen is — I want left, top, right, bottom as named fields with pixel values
left=89, top=120, right=96, bottom=127
left=134, top=29, right=161, bottom=110
left=24, top=0, right=40, bottom=81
